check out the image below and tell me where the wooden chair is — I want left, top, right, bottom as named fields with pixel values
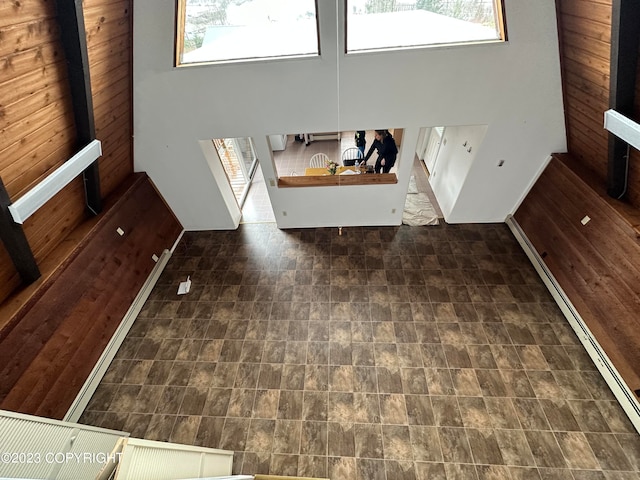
left=309, top=152, right=330, bottom=168
left=341, top=147, right=363, bottom=166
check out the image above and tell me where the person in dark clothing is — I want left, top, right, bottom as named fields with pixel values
left=363, top=129, right=398, bottom=173
left=355, top=130, right=366, bottom=158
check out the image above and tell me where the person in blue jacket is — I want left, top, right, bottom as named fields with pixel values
left=363, top=129, right=397, bottom=173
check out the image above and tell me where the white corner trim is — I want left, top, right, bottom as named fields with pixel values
left=63, top=249, right=172, bottom=423
left=506, top=215, right=640, bottom=434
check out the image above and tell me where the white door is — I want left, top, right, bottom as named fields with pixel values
left=424, top=126, right=445, bottom=174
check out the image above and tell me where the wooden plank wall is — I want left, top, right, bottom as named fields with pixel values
left=516, top=1, right=640, bottom=402
left=557, top=0, right=640, bottom=208
left=557, top=0, right=612, bottom=183
left=0, top=0, right=134, bottom=307
left=0, top=174, right=183, bottom=419
left=514, top=156, right=640, bottom=393
left=84, top=0, right=133, bottom=197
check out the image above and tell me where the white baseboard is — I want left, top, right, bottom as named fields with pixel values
left=64, top=249, right=173, bottom=423
left=506, top=215, right=640, bottom=434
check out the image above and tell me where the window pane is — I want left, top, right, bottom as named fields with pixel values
left=179, top=0, right=319, bottom=65
left=346, top=0, right=504, bottom=53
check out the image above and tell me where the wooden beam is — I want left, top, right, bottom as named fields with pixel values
left=0, top=178, right=40, bottom=284
left=607, top=0, right=640, bottom=198
left=55, top=0, right=102, bottom=214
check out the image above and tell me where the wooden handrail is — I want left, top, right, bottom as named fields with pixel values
left=278, top=173, right=397, bottom=188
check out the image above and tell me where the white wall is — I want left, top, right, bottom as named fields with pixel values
left=133, top=0, right=566, bottom=229
left=430, top=125, right=488, bottom=220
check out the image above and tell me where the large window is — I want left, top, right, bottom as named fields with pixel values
left=176, top=0, right=319, bottom=66
left=346, top=0, right=506, bottom=53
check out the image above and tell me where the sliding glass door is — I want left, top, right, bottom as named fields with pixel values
left=213, top=137, right=258, bottom=208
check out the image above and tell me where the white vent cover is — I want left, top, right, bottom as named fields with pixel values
left=114, top=438, right=233, bottom=479
left=0, top=409, right=125, bottom=479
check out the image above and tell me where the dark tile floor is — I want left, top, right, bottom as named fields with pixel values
left=80, top=223, right=640, bottom=479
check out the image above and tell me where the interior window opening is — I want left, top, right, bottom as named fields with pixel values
left=270, top=130, right=401, bottom=187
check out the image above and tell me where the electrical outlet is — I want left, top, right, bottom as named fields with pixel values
left=581, top=215, right=591, bottom=225
left=116, top=227, right=124, bottom=236
left=269, top=178, right=276, bottom=187
left=152, top=254, right=159, bottom=262
left=282, top=211, right=287, bottom=216
left=391, top=208, right=396, bottom=214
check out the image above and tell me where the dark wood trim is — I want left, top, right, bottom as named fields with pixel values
left=55, top=0, right=102, bottom=214
left=607, top=0, right=640, bottom=198
left=174, top=0, right=183, bottom=67
left=0, top=179, right=40, bottom=284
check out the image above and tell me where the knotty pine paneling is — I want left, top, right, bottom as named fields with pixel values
left=91, top=61, right=129, bottom=102
left=0, top=18, right=59, bottom=58
left=85, top=5, right=131, bottom=49
left=85, top=0, right=134, bottom=199
left=557, top=0, right=612, bottom=183
left=566, top=130, right=607, bottom=178
left=83, top=0, right=130, bottom=33
left=563, top=48, right=610, bottom=82
left=514, top=156, right=640, bottom=391
left=559, top=0, right=611, bottom=24
left=0, top=3, right=75, bottom=304
left=0, top=175, right=182, bottom=419
left=95, top=94, right=130, bottom=137
left=91, top=69, right=130, bottom=110
left=0, top=72, right=71, bottom=134
left=565, top=92, right=608, bottom=133
left=24, top=184, right=87, bottom=262
left=1, top=114, right=77, bottom=198
left=0, top=100, right=74, bottom=164
left=93, top=118, right=131, bottom=155
left=2, top=43, right=65, bottom=83
left=564, top=80, right=608, bottom=113
left=0, top=0, right=57, bottom=21
left=0, top=60, right=69, bottom=113
left=560, top=10, right=611, bottom=42
left=95, top=95, right=130, bottom=133
left=566, top=124, right=607, bottom=160
left=0, top=0, right=134, bottom=307
left=99, top=139, right=133, bottom=197
left=563, top=59, right=610, bottom=93
left=562, top=30, right=610, bottom=61
left=87, top=28, right=130, bottom=62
